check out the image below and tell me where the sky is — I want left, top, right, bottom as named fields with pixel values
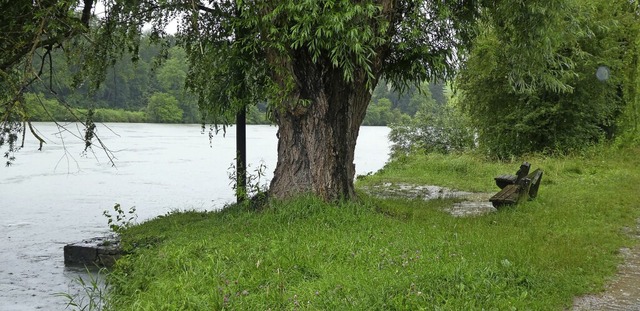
left=91, top=0, right=179, bottom=34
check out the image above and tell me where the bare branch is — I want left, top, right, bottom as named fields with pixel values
left=27, top=121, right=46, bottom=151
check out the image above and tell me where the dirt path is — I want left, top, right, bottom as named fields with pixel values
left=572, top=223, right=640, bottom=311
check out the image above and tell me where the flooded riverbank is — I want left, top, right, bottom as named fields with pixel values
left=0, top=123, right=391, bottom=310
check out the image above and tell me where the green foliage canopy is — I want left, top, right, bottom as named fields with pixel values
left=457, top=0, right=640, bottom=157
left=2, top=0, right=581, bottom=127
left=85, top=0, right=573, bottom=127
left=1, top=0, right=94, bottom=163
left=2, top=0, right=596, bottom=171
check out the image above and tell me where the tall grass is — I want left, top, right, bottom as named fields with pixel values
left=105, top=146, right=640, bottom=310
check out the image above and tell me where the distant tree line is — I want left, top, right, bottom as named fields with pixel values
left=24, top=35, right=439, bottom=126
left=363, top=81, right=446, bottom=126
left=27, top=37, right=201, bottom=124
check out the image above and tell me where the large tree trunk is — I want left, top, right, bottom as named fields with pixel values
left=269, top=54, right=376, bottom=201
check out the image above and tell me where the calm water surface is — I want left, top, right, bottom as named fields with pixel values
left=0, top=123, right=391, bottom=310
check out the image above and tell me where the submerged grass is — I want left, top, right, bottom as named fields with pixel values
left=106, top=146, right=640, bottom=310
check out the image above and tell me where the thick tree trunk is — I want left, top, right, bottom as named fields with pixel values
left=269, top=56, right=375, bottom=201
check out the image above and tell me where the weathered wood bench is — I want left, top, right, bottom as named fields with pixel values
left=490, top=162, right=543, bottom=208
left=494, top=162, right=530, bottom=189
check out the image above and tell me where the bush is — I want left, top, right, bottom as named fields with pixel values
left=24, top=93, right=75, bottom=121
left=23, top=93, right=148, bottom=123
left=389, top=96, right=475, bottom=155
left=91, top=108, right=146, bottom=123
left=146, top=93, right=183, bottom=123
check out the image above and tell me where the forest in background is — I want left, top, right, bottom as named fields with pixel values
left=24, top=36, right=443, bottom=126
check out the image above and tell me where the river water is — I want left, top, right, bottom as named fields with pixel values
left=0, top=123, right=391, bottom=310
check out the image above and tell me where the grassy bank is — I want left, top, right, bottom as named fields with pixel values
left=104, top=146, right=640, bottom=310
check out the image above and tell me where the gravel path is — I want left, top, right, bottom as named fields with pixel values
left=572, top=223, right=640, bottom=311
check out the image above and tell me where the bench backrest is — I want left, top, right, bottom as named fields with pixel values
left=515, top=162, right=531, bottom=182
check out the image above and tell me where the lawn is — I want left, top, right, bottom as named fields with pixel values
left=103, top=146, right=640, bottom=310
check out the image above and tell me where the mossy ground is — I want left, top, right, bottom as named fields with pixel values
left=105, top=146, right=640, bottom=310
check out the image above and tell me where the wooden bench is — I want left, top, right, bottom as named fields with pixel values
left=490, top=162, right=543, bottom=208
left=494, top=162, right=530, bottom=189
left=528, top=169, right=543, bottom=198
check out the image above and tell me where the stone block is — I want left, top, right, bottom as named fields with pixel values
left=64, top=236, right=122, bottom=267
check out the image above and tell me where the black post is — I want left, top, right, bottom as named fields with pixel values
left=233, top=3, right=248, bottom=204
left=236, top=106, right=247, bottom=203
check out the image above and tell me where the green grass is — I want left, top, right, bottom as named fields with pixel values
left=105, top=146, right=640, bottom=310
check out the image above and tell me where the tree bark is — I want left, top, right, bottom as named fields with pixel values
left=269, top=54, right=375, bottom=201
